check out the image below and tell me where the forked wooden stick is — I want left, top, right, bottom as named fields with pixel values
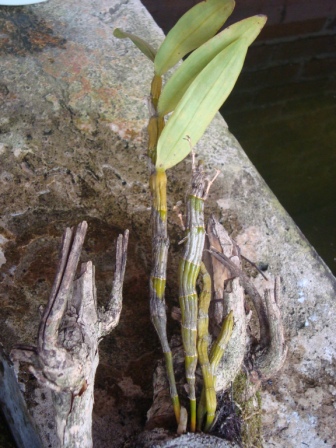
left=11, top=221, right=129, bottom=448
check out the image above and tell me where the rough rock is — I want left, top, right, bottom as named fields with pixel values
left=135, top=429, right=238, bottom=448
left=0, top=0, right=335, bottom=447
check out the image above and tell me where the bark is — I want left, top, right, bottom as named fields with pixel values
left=207, top=216, right=247, bottom=393
left=11, top=221, right=128, bottom=448
left=214, top=276, right=247, bottom=394
left=206, top=217, right=287, bottom=398
left=255, top=277, right=288, bottom=377
left=249, top=277, right=288, bottom=396
left=207, top=216, right=270, bottom=348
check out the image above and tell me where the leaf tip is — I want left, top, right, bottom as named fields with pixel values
left=257, top=14, right=268, bottom=26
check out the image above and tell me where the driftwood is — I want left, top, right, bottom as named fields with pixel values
left=207, top=216, right=287, bottom=398
left=11, top=221, right=129, bottom=448
left=0, top=344, right=43, bottom=448
left=207, top=216, right=270, bottom=348
left=207, top=218, right=287, bottom=445
left=208, top=217, right=287, bottom=396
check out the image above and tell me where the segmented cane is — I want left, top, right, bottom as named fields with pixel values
left=196, top=262, right=216, bottom=431
left=197, top=310, right=234, bottom=431
left=148, top=75, right=180, bottom=424
left=178, top=156, right=208, bottom=432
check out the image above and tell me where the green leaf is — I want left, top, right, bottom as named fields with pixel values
left=156, top=39, right=248, bottom=171
left=158, top=15, right=267, bottom=117
left=154, top=0, right=235, bottom=76
left=113, top=28, right=156, bottom=62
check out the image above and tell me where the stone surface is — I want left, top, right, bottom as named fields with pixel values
left=0, top=1, right=335, bottom=447
left=135, top=429, right=238, bottom=448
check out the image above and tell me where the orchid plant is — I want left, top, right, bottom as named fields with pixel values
left=115, top=0, right=266, bottom=433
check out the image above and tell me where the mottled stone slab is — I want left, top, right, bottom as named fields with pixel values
left=0, top=0, right=335, bottom=447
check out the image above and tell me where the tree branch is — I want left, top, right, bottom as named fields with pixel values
left=99, top=230, right=129, bottom=337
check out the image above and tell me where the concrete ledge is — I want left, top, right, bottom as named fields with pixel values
left=0, top=1, right=335, bottom=447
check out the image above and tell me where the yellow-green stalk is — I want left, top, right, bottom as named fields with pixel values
left=198, top=310, right=234, bottom=431
left=197, top=262, right=216, bottom=432
left=148, top=75, right=180, bottom=424
left=209, top=310, right=234, bottom=370
left=179, top=161, right=207, bottom=432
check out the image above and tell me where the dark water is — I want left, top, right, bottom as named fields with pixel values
left=221, top=94, right=336, bottom=276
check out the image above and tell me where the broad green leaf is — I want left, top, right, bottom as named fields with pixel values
left=113, top=28, right=156, bottom=62
left=158, top=15, right=267, bottom=117
left=154, top=0, right=235, bottom=76
left=156, top=39, right=248, bottom=171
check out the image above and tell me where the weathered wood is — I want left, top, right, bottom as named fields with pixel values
left=206, top=217, right=287, bottom=397
left=213, top=276, right=247, bottom=394
left=207, top=216, right=270, bottom=348
left=0, top=344, right=43, bottom=448
left=253, top=277, right=288, bottom=381
left=206, top=215, right=233, bottom=329
left=207, top=216, right=247, bottom=393
left=11, top=221, right=129, bottom=448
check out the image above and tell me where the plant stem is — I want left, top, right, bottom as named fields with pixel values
left=197, top=262, right=216, bottom=432
left=197, top=310, right=234, bottom=431
left=148, top=73, right=180, bottom=424
left=209, top=310, right=234, bottom=372
left=179, top=161, right=207, bottom=432
left=149, top=169, right=180, bottom=423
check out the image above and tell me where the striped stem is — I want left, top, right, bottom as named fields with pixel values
left=179, top=162, right=207, bottom=432
left=209, top=310, right=234, bottom=372
left=198, top=310, right=234, bottom=431
left=148, top=74, right=180, bottom=424
left=197, top=262, right=216, bottom=432
left=149, top=168, right=180, bottom=424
